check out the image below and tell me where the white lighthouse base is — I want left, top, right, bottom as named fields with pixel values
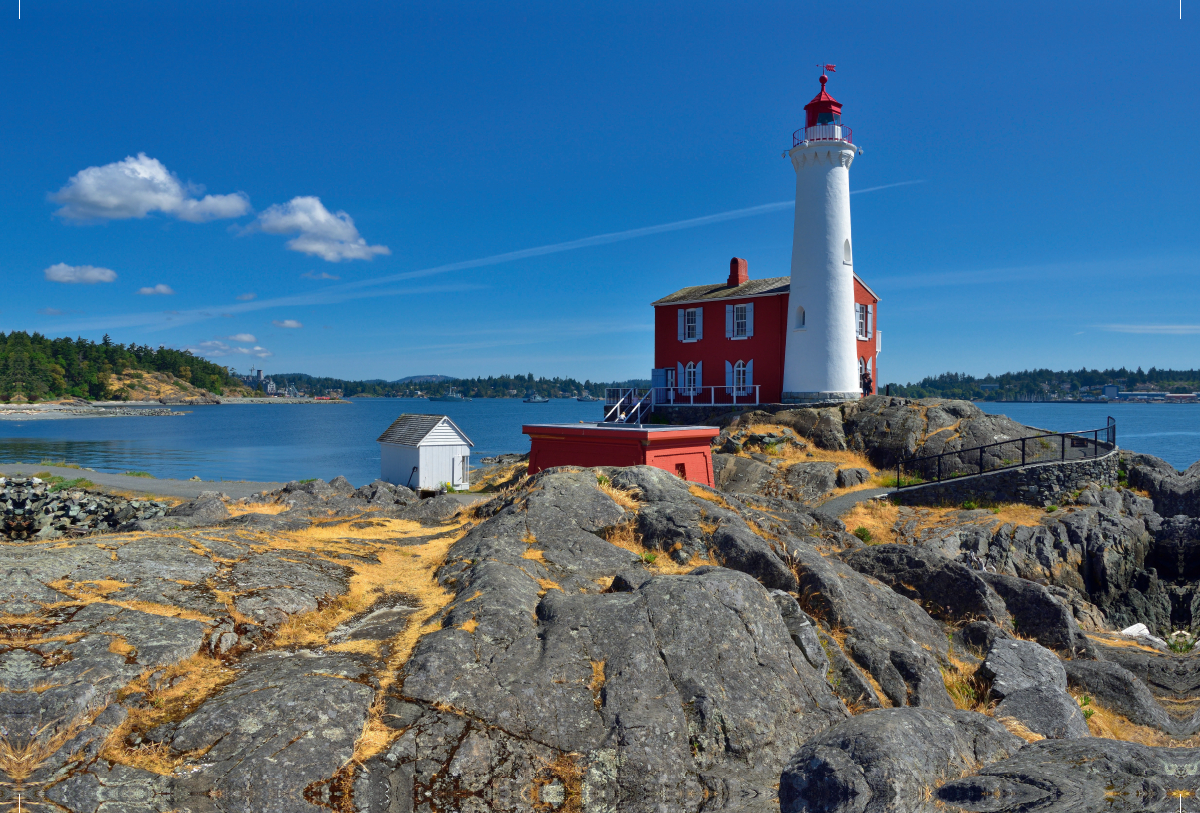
left=781, top=391, right=861, bottom=403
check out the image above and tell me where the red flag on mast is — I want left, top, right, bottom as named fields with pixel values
left=823, top=64, right=837, bottom=72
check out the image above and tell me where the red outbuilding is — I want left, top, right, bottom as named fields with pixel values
left=523, top=423, right=721, bottom=486
left=651, top=258, right=879, bottom=405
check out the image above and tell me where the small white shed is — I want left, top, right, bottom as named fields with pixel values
left=377, top=414, right=474, bottom=491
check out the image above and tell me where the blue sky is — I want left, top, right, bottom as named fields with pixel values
left=2, top=1, right=1196, bottom=385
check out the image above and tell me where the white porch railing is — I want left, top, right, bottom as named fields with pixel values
left=604, top=386, right=761, bottom=423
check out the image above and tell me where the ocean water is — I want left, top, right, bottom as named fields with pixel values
left=2, top=398, right=1196, bottom=486
left=975, top=402, right=1200, bottom=471
left=0, top=398, right=604, bottom=486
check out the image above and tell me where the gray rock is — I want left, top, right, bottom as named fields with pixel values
left=994, top=685, right=1091, bottom=739
left=979, top=571, right=1093, bottom=656
left=772, top=589, right=830, bottom=675
left=836, top=467, right=871, bottom=488
left=779, top=707, right=1024, bottom=813
left=979, top=639, right=1067, bottom=698
left=790, top=543, right=954, bottom=709
left=712, top=452, right=776, bottom=494
left=1063, top=658, right=1176, bottom=733
left=842, top=544, right=1010, bottom=624
left=780, top=461, right=839, bottom=503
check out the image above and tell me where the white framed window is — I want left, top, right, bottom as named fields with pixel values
left=678, top=307, right=702, bottom=342
left=855, top=303, right=868, bottom=339
left=733, top=360, right=746, bottom=393
left=795, top=306, right=806, bottom=330
left=684, top=362, right=696, bottom=393
left=733, top=304, right=747, bottom=337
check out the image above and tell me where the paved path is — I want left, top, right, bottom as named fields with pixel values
left=0, top=463, right=285, bottom=500
left=813, top=486, right=894, bottom=522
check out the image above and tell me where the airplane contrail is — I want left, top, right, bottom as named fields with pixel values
left=50, top=181, right=924, bottom=334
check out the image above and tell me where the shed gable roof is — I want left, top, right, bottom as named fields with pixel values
left=377, top=414, right=474, bottom=447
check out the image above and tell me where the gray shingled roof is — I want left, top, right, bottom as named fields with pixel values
left=376, top=414, right=472, bottom=446
left=651, top=276, right=789, bottom=306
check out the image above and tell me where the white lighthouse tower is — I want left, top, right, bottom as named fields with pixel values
left=781, top=70, right=862, bottom=402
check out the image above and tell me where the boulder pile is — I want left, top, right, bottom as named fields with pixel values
left=0, top=476, right=170, bottom=540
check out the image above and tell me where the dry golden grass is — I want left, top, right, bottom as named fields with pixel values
left=470, top=461, right=529, bottom=493
left=460, top=617, right=479, bottom=633
left=840, top=499, right=900, bottom=545
left=597, top=480, right=639, bottom=510
left=103, top=652, right=239, bottom=775
left=589, top=660, right=606, bottom=710
left=249, top=515, right=468, bottom=764
left=107, top=634, right=137, bottom=659
left=224, top=500, right=290, bottom=517
left=941, top=652, right=992, bottom=714
left=1085, top=631, right=1169, bottom=655
left=44, top=578, right=214, bottom=623
left=1069, top=691, right=1196, bottom=747
left=689, top=484, right=733, bottom=509
left=533, top=752, right=586, bottom=813
left=599, top=520, right=714, bottom=576
left=997, top=716, right=1045, bottom=743
left=0, top=711, right=103, bottom=781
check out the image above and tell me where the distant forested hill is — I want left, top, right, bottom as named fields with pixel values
left=888, top=367, right=1200, bottom=401
left=0, top=331, right=245, bottom=401
left=270, top=373, right=650, bottom=399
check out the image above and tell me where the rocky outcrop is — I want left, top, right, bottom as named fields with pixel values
left=1127, top=453, right=1200, bottom=518
left=779, top=708, right=1023, bottom=813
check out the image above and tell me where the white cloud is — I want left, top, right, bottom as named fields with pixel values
left=1101, top=324, right=1200, bottom=335
left=302, top=270, right=340, bottom=280
left=273, top=319, right=303, bottom=329
left=225, top=333, right=256, bottom=342
left=137, top=284, right=175, bottom=296
left=51, top=153, right=250, bottom=222
left=236, top=292, right=256, bottom=301
left=256, top=196, right=389, bottom=262
left=190, top=340, right=273, bottom=358
left=44, top=263, right=117, bottom=284
left=38, top=307, right=64, bottom=316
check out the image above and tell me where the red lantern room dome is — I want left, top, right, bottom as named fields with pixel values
left=793, top=71, right=852, bottom=147
left=804, top=74, right=842, bottom=128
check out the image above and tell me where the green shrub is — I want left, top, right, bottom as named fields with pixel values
left=597, top=474, right=611, bottom=486
left=853, top=526, right=873, bottom=543
left=640, top=552, right=657, bottom=564
left=1045, top=505, right=1059, bottom=513
left=50, top=477, right=94, bottom=492
left=1081, top=708, right=1094, bottom=720
left=120, top=470, right=154, bottom=478
left=961, top=500, right=978, bottom=510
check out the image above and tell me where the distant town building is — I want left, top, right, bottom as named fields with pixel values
left=377, top=414, right=473, bottom=491
left=264, top=379, right=277, bottom=395
left=1103, top=385, right=1119, bottom=399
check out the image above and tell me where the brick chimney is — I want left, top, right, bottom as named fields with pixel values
left=727, top=257, right=748, bottom=287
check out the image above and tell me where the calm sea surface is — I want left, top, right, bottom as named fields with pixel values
left=1, top=399, right=1197, bottom=486
left=975, top=402, right=1200, bottom=471
left=0, top=399, right=604, bottom=486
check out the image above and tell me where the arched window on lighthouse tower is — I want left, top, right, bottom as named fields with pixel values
left=843, top=239, right=852, bottom=265
left=795, top=306, right=806, bottom=329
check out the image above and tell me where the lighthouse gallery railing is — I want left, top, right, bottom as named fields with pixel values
left=793, top=124, right=853, bottom=147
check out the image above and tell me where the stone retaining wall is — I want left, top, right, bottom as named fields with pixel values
left=892, top=450, right=1119, bottom=507
left=650, top=401, right=845, bottom=426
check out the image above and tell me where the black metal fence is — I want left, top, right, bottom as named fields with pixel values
left=893, top=417, right=1116, bottom=489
